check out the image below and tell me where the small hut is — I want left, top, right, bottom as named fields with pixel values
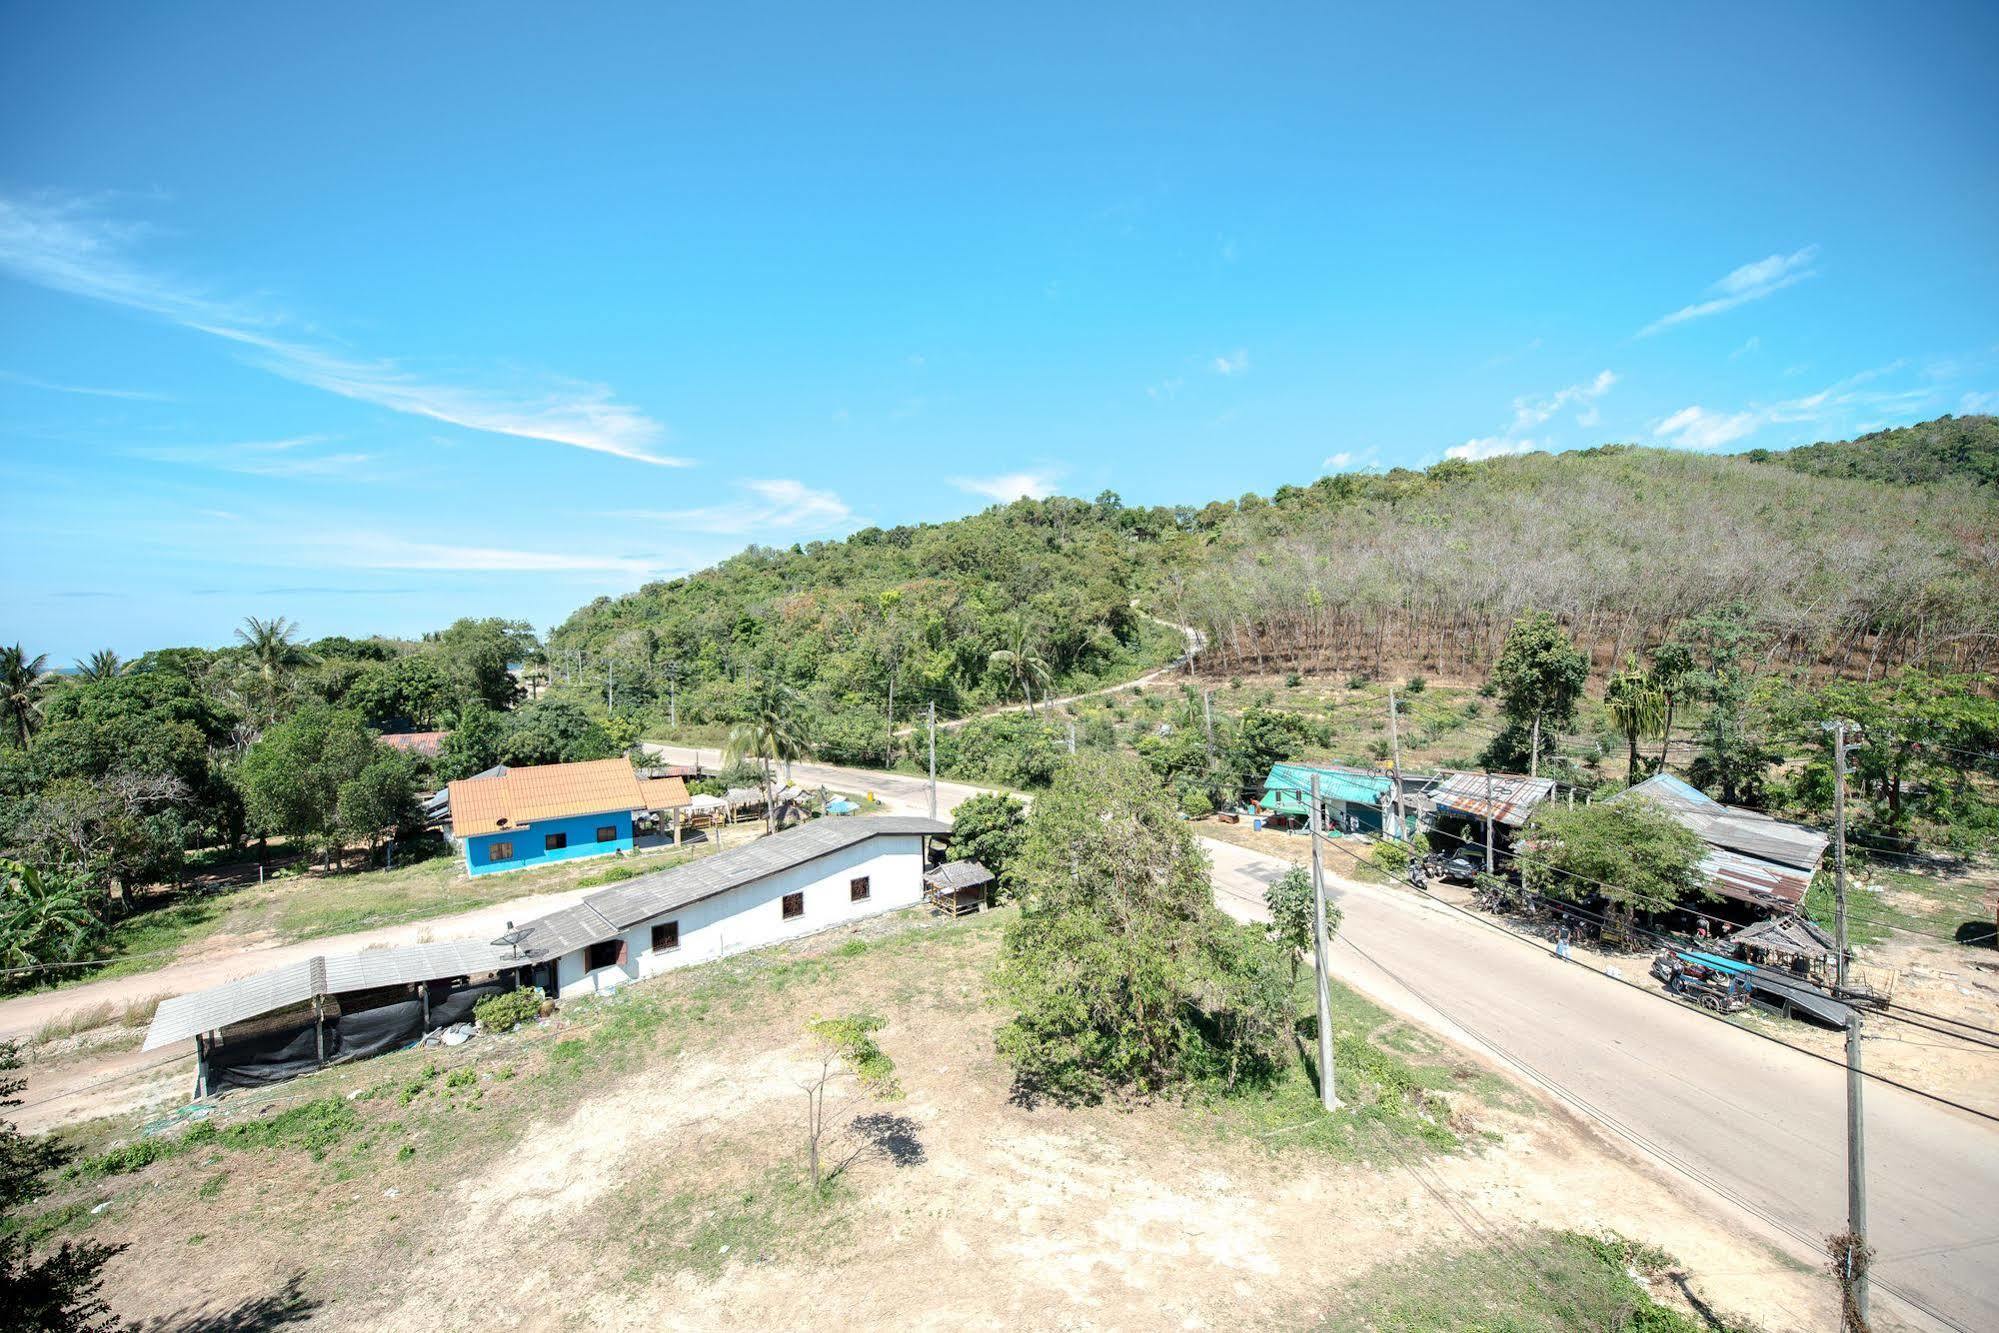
left=924, top=861, right=997, bottom=916
left=1725, top=914, right=1839, bottom=984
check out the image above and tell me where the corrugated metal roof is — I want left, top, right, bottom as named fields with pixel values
left=1613, top=774, right=1830, bottom=871
left=1727, top=913, right=1837, bottom=959
left=1431, top=771, right=1556, bottom=827
left=925, top=860, right=995, bottom=891
left=447, top=758, right=648, bottom=835
left=144, top=957, right=323, bottom=1050
left=1698, top=847, right=1812, bottom=910
left=1259, top=763, right=1393, bottom=814
left=506, top=815, right=949, bottom=959
left=143, top=815, right=948, bottom=1052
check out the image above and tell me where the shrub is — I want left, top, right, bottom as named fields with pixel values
left=1179, top=788, right=1214, bottom=818
left=1405, top=676, right=1427, bottom=693
left=1284, top=672, right=1303, bottom=688
left=1345, top=673, right=1370, bottom=690
left=474, top=986, right=547, bottom=1033
left=1371, top=841, right=1412, bottom=875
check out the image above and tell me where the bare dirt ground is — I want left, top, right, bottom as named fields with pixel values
left=50, top=909, right=1834, bottom=1332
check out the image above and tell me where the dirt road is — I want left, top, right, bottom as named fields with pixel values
left=649, top=747, right=1999, bottom=1333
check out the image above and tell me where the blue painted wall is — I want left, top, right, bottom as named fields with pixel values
left=463, top=809, right=634, bottom=877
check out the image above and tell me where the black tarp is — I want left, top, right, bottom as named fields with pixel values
left=208, top=1015, right=325, bottom=1091
left=330, top=997, right=424, bottom=1062
left=425, top=975, right=511, bottom=1030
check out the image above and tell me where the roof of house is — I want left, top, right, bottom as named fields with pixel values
left=1431, top=771, right=1557, bottom=827
left=381, top=730, right=448, bottom=757
left=506, top=814, right=949, bottom=961
left=447, top=758, right=649, bottom=836
left=143, top=938, right=524, bottom=1051
left=1610, top=774, right=1829, bottom=911
left=925, top=860, right=995, bottom=892
left=143, top=813, right=950, bottom=1053
left=1259, top=762, right=1393, bottom=815
left=639, top=775, right=691, bottom=810
left=1726, top=913, right=1838, bottom=960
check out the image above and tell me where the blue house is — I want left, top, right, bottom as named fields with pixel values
left=447, top=757, right=651, bottom=877
left=1259, top=761, right=1397, bottom=834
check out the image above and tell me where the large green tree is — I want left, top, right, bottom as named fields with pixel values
left=1518, top=800, right=1710, bottom=930
left=238, top=703, right=398, bottom=867
left=1481, top=612, right=1589, bottom=777
left=0, top=1042, right=122, bottom=1330
left=0, top=647, right=52, bottom=750
left=993, top=754, right=1288, bottom=1103
left=948, top=792, right=1028, bottom=891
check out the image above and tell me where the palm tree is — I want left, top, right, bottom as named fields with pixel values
left=0, top=643, right=53, bottom=748
left=725, top=675, right=813, bottom=834
left=234, top=615, right=317, bottom=723
left=74, top=649, right=125, bottom=682
left=1605, top=654, right=1667, bottom=784
left=1647, top=642, right=1694, bottom=772
left=989, top=618, right=1051, bottom=715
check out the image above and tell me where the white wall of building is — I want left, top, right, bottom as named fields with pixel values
left=551, top=833, right=929, bottom=999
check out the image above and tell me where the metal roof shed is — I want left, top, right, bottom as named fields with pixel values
left=1431, top=772, right=1556, bottom=827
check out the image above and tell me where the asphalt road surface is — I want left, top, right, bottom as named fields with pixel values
left=650, top=745, right=1999, bottom=1332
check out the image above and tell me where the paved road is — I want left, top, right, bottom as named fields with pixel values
left=650, top=747, right=1999, bottom=1332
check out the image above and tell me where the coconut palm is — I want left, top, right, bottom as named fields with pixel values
left=0, top=644, right=53, bottom=748
left=988, top=618, right=1051, bottom=715
left=1647, top=642, right=1695, bottom=771
left=1605, top=654, right=1667, bottom=784
left=725, top=675, right=814, bottom=834
left=234, top=615, right=317, bottom=723
left=74, top=649, right=125, bottom=683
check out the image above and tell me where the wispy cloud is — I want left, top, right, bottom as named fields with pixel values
left=1447, top=436, right=1543, bottom=462
left=0, top=191, right=683, bottom=465
left=617, top=479, right=853, bottom=536
left=1211, top=348, right=1250, bottom=376
left=1446, top=370, right=1617, bottom=461
left=1638, top=246, right=1819, bottom=337
left=133, top=434, right=377, bottom=480
left=1654, top=362, right=1942, bottom=451
left=1962, top=390, right=1999, bottom=414
left=0, top=368, right=169, bottom=401
left=951, top=470, right=1061, bottom=502
left=1146, top=377, right=1183, bottom=401
left=334, top=534, right=659, bottom=576
left=1322, top=447, right=1383, bottom=473
left=1730, top=336, right=1762, bottom=360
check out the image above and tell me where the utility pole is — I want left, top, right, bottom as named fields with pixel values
left=1067, top=720, right=1077, bottom=755
left=1386, top=687, right=1405, bottom=839
left=1826, top=718, right=1870, bottom=1330
left=1529, top=712, right=1541, bottom=780
left=606, top=657, right=616, bottom=713
left=1482, top=770, right=1496, bottom=875
left=927, top=701, right=938, bottom=821
left=1202, top=689, right=1215, bottom=760
left=1308, top=774, right=1340, bottom=1112
left=666, top=662, right=680, bottom=730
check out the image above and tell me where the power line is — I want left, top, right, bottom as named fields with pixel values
left=1307, top=832, right=1999, bottom=1126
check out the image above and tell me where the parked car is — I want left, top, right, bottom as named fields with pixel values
left=1435, top=851, right=1484, bottom=886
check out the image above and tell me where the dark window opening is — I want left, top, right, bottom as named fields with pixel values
left=652, top=921, right=679, bottom=952
left=850, top=876, right=871, bottom=902
left=782, top=891, right=804, bottom=920
left=487, top=841, right=514, bottom=863
left=544, top=832, right=568, bottom=852
left=596, top=825, right=618, bottom=843
left=585, top=939, right=625, bottom=971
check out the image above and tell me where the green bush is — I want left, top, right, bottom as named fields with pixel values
left=474, top=986, right=546, bottom=1033
left=1284, top=672, right=1302, bottom=688
left=1405, top=675, right=1427, bottom=693
left=1371, top=841, right=1412, bottom=875
left=1345, top=673, right=1369, bottom=690
left=1179, top=787, right=1214, bottom=818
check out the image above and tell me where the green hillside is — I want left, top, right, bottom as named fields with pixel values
left=1756, top=413, right=1999, bottom=487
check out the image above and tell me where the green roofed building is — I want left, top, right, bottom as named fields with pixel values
left=1259, top=762, right=1396, bottom=834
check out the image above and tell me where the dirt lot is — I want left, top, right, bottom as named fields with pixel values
left=26, top=907, right=1836, bottom=1331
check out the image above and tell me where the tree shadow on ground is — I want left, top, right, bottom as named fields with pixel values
left=127, top=1274, right=317, bottom=1333
left=850, top=1112, right=927, bottom=1167
left=1953, top=920, right=1995, bottom=949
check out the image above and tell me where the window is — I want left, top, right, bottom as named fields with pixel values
left=487, top=841, right=514, bottom=863
left=850, top=876, right=871, bottom=902
left=585, top=939, right=625, bottom=971
left=651, top=921, right=679, bottom=952
left=596, top=825, right=618, bottom=843
left=544, top=831, right=568, bottom=852
left=782, top=891, right=804, bottom=920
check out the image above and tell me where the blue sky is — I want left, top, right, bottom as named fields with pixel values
left=4, top=2, right=1996, bottom=661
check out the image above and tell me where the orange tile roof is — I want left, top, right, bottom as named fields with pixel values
left=447, top=758, right=647, bottom=836
left=639, top=775, right=691, bottom=809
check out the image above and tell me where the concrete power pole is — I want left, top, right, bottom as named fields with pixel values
left=1828, top=719, right=1870, bottom=1330
left=1482, top=769, right=1496, bottom=875
left=1386, top=688, right=1405, bottom=839
left=1308, top=774, right=1340, bottom=1112
left=927, top=701, right=938, bottom=821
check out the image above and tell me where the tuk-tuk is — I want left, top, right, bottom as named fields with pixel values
left=1652, top=948, right=1751, bottom=1014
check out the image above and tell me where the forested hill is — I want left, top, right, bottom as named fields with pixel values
left=553, top=415, right=1999, bottom=738
left=1755, top=413, right=1998, bottom=487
